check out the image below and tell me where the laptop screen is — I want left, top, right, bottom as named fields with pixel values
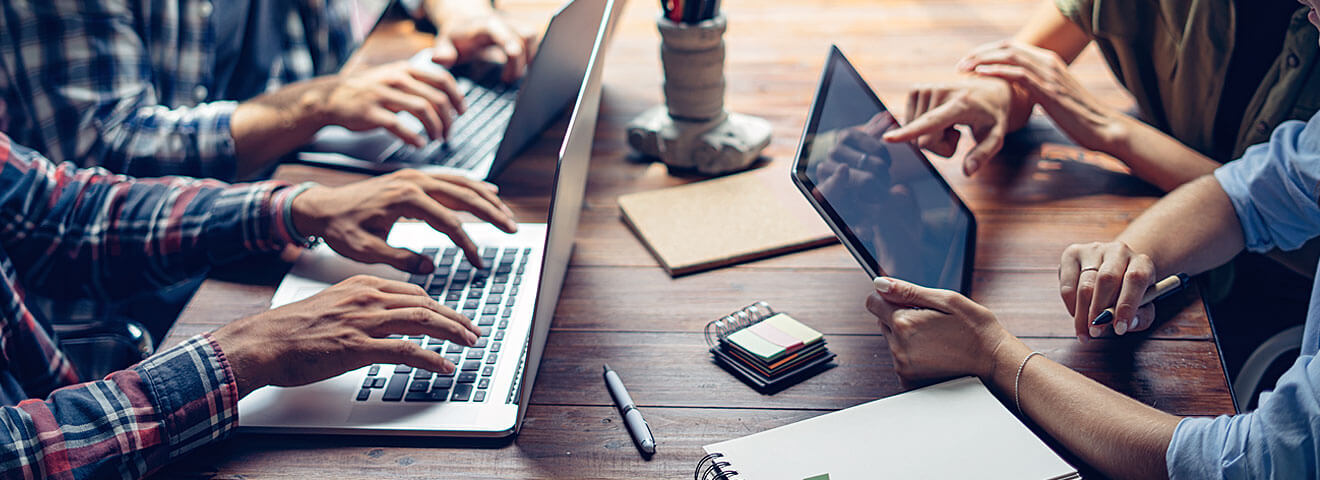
left=792, top=47, right=975, bottom=293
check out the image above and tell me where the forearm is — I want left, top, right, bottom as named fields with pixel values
left=1004, top=0, right=1091, bottom=132
left=988, top=340, right=1179, bottom=479
left=231, top=77, right=335, bottom=180
left=1116, top=175, right=1244, bottom=277
left=1106, top=117, right=1223, bottom=192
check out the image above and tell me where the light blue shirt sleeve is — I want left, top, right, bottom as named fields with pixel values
left=1213, top=113, right=1320, bottom=253
left=1167, top=354, right=1320, bottom=479
left=1167, top=110, right=1320, bottom=478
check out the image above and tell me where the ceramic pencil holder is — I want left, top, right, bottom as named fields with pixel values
left=626, top=14, right=772, bottom=175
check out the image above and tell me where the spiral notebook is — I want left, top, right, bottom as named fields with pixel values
left=695, top=377, right=1079, bottom=480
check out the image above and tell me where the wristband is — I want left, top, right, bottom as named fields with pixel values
left=283, top=182, right=321, bottom=248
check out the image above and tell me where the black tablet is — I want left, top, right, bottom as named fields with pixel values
left=790, top=46, right=977, bottom=293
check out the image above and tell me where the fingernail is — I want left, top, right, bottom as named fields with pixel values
left=956, top=60, right=972, bottom=71
left=1114, top=320, right=1126, bottom=335
left=965, top=159, right=979, bottom=174
left=1089, top=326, right=1103, bottom=338
left=873, top=277, right=893, bottom=293
left=1128, top=318, right=1139, bottom=332
left=465, top=331, right=478, bottom=346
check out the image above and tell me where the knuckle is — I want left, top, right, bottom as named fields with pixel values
left=1096, top=271, right=1119, bottom=286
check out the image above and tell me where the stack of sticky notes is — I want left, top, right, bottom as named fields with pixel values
left=712, top=313, right=835, bottom=391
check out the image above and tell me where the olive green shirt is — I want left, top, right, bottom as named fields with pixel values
left=1056, top=0, right=1320, bottom=161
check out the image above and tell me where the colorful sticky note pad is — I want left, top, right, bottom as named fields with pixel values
left=764, top=313, right=823, bottom=346
left=747, top=320, right=804, bottom=351
left=726, top=328, right=784, bottom=361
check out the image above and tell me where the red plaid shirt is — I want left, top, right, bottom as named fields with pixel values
left=0, top=132, right=299, bottom=478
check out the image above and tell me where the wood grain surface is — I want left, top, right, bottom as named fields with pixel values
left=155, top=0, right=1232, bottom=478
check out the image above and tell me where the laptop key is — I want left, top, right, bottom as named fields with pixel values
left=373, top=377, right=387, bottom=388
left=427, top=389, right=450, bottom=401
left=368, top=365, right=380, bottom=376
left=408, top=274, right=429, bottom=286
left=382, top=374, right=410, bottom=401
left=478, top=378, right=490, bottom=389
left=490, top=342, right=501, bottom=353
left=474, top=338, right=488, bottom=348
left=409, top=380, right=430, bottom=392
left=451, top=384, right=474, bottom=401
left=482, top=366, right=495, bottom=376
left=405, top=391, right=431, bottom=402
left=432, top=376, right=454, bottom=389
left=485, top=354, right=498, bottom=364
left=513, top=275, right=523, bottom=285
left=473, top=390, right=487, bottom=402
left=445, top=354, right=461, bottom=364
left=494, top=330, right=505, bottom=341
left=494, top=275, right=510, bottom=284
left=490, top=284, right=506, bottom=294
left=479, top=326, right=492, bottom=337
left=394, top=364, right=413, bottom=374
left=465, top=349, right=485, bottom=359
left=446, top=291, right=462, bottom=302
left=486, top=294, right=502, bottom=305
left=478, top=315, right=495, bottom=326
left=482, top=306, right=498, bottom=316
left=356, top=389, right=371, bottom=401
left=458, top=372, right=477, bottom=383
left=461, top=361, right=481, bottom=371
left=362, top=377, right=377, bottom=389
left=464, top=299, right=480, bottom=309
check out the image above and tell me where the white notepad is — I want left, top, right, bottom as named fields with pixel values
left=699, top=377, right=1079, bottom=480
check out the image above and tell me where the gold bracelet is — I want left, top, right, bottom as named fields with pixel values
left=1014, top=351, right=1044, bottom=415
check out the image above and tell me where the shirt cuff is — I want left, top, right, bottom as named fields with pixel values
left=1213, top=162, right=1273, bottom=253
left=134, top=334, right=239, bottom=457
left=195, top=101, right=241, bottom=182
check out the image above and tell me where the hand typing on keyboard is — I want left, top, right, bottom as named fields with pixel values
left=291, top=169, right=517, bottom=271
left=210, top=275, right=480, bottom=398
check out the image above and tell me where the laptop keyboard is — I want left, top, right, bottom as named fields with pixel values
left=356, top=246, right=532, bottom=403
left=384, top=73, right=518, bottom=168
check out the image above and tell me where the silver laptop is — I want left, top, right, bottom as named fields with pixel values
left=236, top=0, right=611, bottom=437
left=296, top=0, right=620, bottom=180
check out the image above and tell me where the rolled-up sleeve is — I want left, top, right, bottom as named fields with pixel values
left=1213, top=115, right=1320, bottom=253
left=1168, top=112, right=1320, bottom=478
left=1167, top=354, right=1320, bottom=479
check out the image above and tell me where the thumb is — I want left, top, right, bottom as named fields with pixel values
left=873, top=277, right=958, bottom=312
left=431, top=37, right=459, bottom=68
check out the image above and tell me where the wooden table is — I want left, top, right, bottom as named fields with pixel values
left=157, top=0, right=1235, bottom=477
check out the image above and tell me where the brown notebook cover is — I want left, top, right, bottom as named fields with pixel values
left=618, top=166, right=836, bottom=276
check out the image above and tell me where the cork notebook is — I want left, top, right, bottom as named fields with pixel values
left=618, top=166, right=836, bottom=276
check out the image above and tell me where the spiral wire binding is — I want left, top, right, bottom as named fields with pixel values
left=695, top=452, right=739, bottom=479
left=703, top=301, right=776, bottom=348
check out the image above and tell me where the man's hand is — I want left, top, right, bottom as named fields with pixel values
left=291, top=169, right=517, bottom=272
left=866, top=277, right=1020, bottom=386
left=882, top=76, right=1014, bottom=176
left=427, top=0, right=539, bottom=83
left=311, top=61, right=467, bottom=147
left=1059, top=241, right=1157, bottom=340
left=211, top=275, right=481, bottom=398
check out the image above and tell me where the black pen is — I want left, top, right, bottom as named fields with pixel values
left=603, top=364, right=656, bottom=455
left=1091, top=273, right=1190, bottom=325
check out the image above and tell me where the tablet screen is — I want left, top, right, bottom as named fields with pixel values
left=793, top=48, right=974, bottom=292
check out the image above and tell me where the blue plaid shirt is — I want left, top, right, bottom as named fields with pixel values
left=0, top=0, right=356, bottom=181
left=0, top=132, right=300, bottom=478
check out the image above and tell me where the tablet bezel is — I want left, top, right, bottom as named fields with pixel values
left=789, top=45, right=977, bottom=294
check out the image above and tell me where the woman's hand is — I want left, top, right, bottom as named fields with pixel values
left=1059, top=241, right=1158, bottom=340
left=866, top=277, right=1023, bottom=386
left=960, top=41, right=1127, bottom=155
